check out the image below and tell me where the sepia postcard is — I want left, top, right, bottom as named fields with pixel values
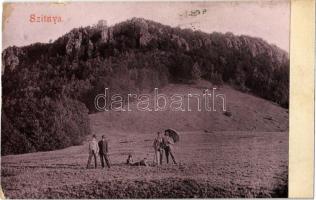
left=1, top=0, right=314, bottom=199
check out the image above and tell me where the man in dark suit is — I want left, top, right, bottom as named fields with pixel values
left=163, top=131, right=177, bottom=164
left=98, top=135, right=111, bottom=169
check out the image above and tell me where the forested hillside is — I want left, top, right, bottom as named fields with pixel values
left=1, top=18, right=289, bottom=155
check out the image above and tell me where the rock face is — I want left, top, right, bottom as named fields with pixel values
left=223, top=33, right=288, bottom=66
left=139, top=32, right=152, bottom=47
left=171, top=34, right=190, bottom=51
left=87, top=40, right=94, bottom=57
left=65, top=30, right=83, bottom=58
left=132, top=18, right=152, bottom=47
left=97, top=20, right=107, bottom=28
left=96, top=20, right=109, bottom=43
left=2, top=47, right=24, bottom=72
left=94, top=19, right=115, bottom=44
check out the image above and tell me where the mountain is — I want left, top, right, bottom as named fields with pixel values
left=1, top=18, right=289, bottom=155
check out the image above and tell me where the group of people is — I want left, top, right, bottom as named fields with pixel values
left=86, top=135, right=111, bottom=169
left=86, top=130, right=177, bottom=169
left=153, top=131, right=177, bottom=165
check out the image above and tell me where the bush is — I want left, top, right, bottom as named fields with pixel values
left=2, top=96, right=90, bottom=155
left=1, top=113, right=35, bottom=155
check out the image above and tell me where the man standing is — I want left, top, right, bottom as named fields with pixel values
left=164, top=131, right=177, bottom=164
left=153, top=132, right=164, bottom=165
left=98, top=135, right=111, bottom=169
left=86, top=134, right=99, bottom=169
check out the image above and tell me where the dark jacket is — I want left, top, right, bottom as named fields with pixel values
left=98, top=139, right=109, bottom=154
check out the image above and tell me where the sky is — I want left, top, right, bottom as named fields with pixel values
left=2, top=1, right=290, bottom=51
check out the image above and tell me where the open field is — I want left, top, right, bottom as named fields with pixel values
left=1, top=83, right=288, bottom=198
left=2, top=130, right=288, bottom=198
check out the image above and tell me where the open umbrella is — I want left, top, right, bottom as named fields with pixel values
left=165, top=128, right=180, bottom=143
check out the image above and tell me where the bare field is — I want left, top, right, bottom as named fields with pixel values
left=1, top=130, right=288, bottom=198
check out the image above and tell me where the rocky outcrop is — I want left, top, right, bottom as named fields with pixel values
left=171, top=34, right=190, bottom=51
left=107, top=27, right=114, bottom=44
left=65, top=30, right=83, bottom=58
left=97, top=20, right=109, bottom=43
left=132, top=18, right=152, bottom=47
left=223, top=33, right=288, bottom=67
left=2, top=47, right=24, bottom=72
left=87, top=40, right=94, bottom=57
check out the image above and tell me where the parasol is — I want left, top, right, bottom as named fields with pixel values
left=165, top=128, right=180, bottom=143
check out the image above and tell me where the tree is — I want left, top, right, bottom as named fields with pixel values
left=191, top=62, right=201, bottom=81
